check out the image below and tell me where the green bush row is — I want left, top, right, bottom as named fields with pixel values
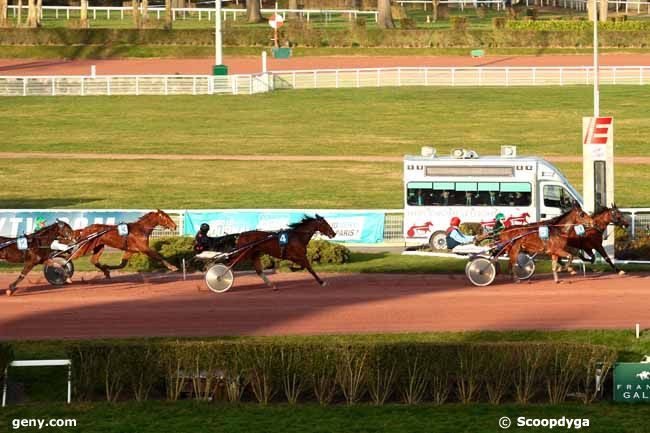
left=0, top=343, right=14, bottom=380
left=4, top=27, right=650, bottom=48
left=126, top=237, right=350, bottom=272
left=66, top=341, right=616, bottom=405
left=506, top=20, right=650, bottom=32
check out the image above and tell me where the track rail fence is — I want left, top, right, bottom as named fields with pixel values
left=3, top=66, right=649, bottom=97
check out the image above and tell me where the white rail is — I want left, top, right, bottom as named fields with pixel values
left=0, top=73, right=273, bottom=97
left=270, top=66, right=650, bottom=89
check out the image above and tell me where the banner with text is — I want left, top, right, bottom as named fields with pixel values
left=0, top=210, right=146, bottom=237
left=183, top=210, right=385, bottom=243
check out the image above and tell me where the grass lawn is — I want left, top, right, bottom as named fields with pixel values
left=0, top=158, right=647, bottom=208
left=2, top=401, right=650, bottom=433
left=1, top=87, right=649, bottom=158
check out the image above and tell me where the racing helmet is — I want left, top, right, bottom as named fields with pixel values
left=450, top=217, right=461, bottom=227
left=199, top=223, right=210, bottom=234
left=495, top=213, right=505, bottom=222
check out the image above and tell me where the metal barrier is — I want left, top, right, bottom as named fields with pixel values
left=0, top=74, right=272, bottom=97
left=271, top=66, right=650, bottom=89
left=621, top=208, right=650, bottom=240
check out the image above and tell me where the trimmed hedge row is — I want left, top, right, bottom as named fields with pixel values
left=0, top=343, right=14, bottom=380
left=66, top=341, right=616, bottom=405
left=3, top=27, right=650, bottom=48
left=507, top=20, right=650, bottom=32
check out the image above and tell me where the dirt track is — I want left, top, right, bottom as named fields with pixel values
left=2, top=54, right=650, bottom=76
left=1, top=271, right=648, bottom=340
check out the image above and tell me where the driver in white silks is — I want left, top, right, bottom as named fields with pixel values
left=446, top=216, right=487, bottom=255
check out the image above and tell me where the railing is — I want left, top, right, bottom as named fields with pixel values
left=6, top=5, right=379, bottom=23
left=271, top=66, right=650, bottom=89
left=0, top=74, right=273, bottom=97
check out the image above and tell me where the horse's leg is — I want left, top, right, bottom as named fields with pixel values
left=551, top=255, right=560, bottom=283
left=103, top=251, right=133, bottom=271
left=90, top=245, right=111, bottom=278
left=141, top=247, right=178, bottom=272
left=294, top=256, right=326, bottom=287
left=594, top=244, right=624, bottom=275
left=552, top=248, right=574, bottom=283
left=252, top=253, right=277, bottom=291
left=508, top=242, right=520, bottom=282
left=7, top=261, right=36, bottom=296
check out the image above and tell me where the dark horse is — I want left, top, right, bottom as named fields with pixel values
left=1, top=220, right=75, bottom=296
left=67, top=210, right=178, bottom=279
left=565, top=205, right=629, bottom=275
left=504, top=205, right=594, bottom=283
left=235, top=215, right=336, bottom=290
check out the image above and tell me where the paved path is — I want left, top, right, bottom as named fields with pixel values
left=1, top=271, right=648, bottom=339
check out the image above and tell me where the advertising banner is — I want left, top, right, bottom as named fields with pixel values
left=0, top=210, right=146, bottom=237
left=183, top=210, right=385, bottom=243
left=614, top=363, right=650, bottom=403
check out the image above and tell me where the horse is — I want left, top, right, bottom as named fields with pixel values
left=502, top=205, right=595, bottom=283
left=234, top=214, right=336, bottom=290
left=1, top=220, right=75, bottom=296
left=67, top=210, right=178, bottom=279
left=564, top=205, right=629, bottom=275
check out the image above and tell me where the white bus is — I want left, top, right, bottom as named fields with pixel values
left=404, top=148, right=583, bottom=249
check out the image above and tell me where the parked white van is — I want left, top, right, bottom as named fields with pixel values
left=404, top=147, right=584, bottom=249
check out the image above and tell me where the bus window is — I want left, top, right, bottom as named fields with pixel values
left=407, top=182, right=433, bottom=206
left=500, top=183, right=532, bottom=207
left=543, top=185, right=574, bottom=210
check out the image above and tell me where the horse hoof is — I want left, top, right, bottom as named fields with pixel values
left=619, top=270, right=626, bottom=276
left=570, top=271, right=577, bottom=276
left=6, top=289, right=14, bottom=296
left=66, top=278, right=73, bottom=284
left=170, top=267, right=179, bottom=272
left=272, top=287, right=279, bottom=292
left=320, top=281, right=328, bottom=288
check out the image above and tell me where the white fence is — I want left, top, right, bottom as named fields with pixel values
left=397, top=0, right=650, bottom=13
left=0, top=74, right=272, bottom=97
left=7, top=5, right=379, bottom=23
left=271, top=66, right=650, bottom=89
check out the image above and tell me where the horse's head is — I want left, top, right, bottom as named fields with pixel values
left=314, top=214, right=336, bottom=239
left=609, top=203, right=629, bottom=228
left=154, top=209, right=177, bottom=231
left=561, top=204, right=594, bottom=233
left=53, top=219, right=75, bottom=242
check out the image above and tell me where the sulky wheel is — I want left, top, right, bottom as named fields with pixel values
left=465, top=257, right=497, bottom=287
left=44, top=257, right=74, bottom=286
left=513, top=253, right=535, bottom=281
left=205, top=263, right=234, bottom=294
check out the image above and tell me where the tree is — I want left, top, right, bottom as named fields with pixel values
left=288, top=0, right=298, bottom=20
left=17, top=0, right=22, bottom=26
left=164, top=0, right=172, bottom=30
left=26, top=0, right=38, bottom=27
left=0, top=0, right=8, bottom=28
left=246, top=0, right=263, bottom=23
left=377, top=0, right=394, bottom=29
left=36, top=0, right=41, bottom=25
left=80, top=0, right=89, bottom=28
left=142, top=0, right=149, bottom=25
left=132, top=0, right=140, bottom=28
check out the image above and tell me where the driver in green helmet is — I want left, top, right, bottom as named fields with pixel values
left=493, top=213, right=507, bottom=234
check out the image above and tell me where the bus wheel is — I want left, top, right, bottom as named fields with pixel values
left=429, top=231, right=447, bottom=251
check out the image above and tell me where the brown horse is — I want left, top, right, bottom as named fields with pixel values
left=504, top=206, right=595, bottom=283
left=67, top=210, right=178, bottom=278
left=565, top=205, right=629, bottom=275
left=235, top=215, right=336, bottom=290
left=1, top=220, right=75, bottom=296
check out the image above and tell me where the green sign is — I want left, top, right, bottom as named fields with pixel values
left=614, top=363, right=650, bottom=402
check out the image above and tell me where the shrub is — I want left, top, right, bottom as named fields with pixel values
left=450, top=16, right=468, bottom=31
left=492, top=17, right=507, bottom=30
left=525, top=7, right=538, bottom=20
left=400, top=18, right=417, bottom=30
left=127, top=236, right=196, bottom=272
left=476, top=7, right=488, bottom=19
left=307, top=239, right=351, bottom=265
left=355, top=16, right=367, bottom=28
left=507, top=7, right=519, bottom=20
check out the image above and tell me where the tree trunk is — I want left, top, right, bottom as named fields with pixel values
left=26, top=0, right=37, bottom=27
left=599, top=0, right=608, bottom=22
left=164, top=0, right=172, bottom=30
left=142, top=0, right=148, bottom=24
left=288, top=0, right=298, bottom=20
left=80, top=0, right=88, bottom=28
left=246, top=0, right=263, bottom=23
left=132, top=0, right=140, bottom=28
left=377, top=0, right=394, bottom=29
left=36, top=0, right=41, bottom=25
left=587, top=0, right=596, bottom=22
left=0, top=0, right=7, bottom=28
left=432, top=0, right=439, bottom=21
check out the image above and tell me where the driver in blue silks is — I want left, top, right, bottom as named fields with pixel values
left=446, top=216, right=475, bottom=250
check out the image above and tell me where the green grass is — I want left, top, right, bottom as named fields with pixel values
left=2, top=401, right=650, bottom=433
left=0, top=159, right=648, bottom=208
left=1, top=87, right=650, bottom=157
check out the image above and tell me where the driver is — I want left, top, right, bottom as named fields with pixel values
left=194, top=223, right=212, bottom=253
left=446, top=217, right=475, bottom=249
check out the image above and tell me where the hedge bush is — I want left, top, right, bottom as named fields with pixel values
left=450, top=16, right=468, bottom=32
left=0, top=343, right=14, bottom=381
left=66, top=341, right=616, bottom=405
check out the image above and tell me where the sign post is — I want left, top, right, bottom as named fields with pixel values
left=213, top=0, right=228, bottom=76
left=268, top=13, right=284, bottom=48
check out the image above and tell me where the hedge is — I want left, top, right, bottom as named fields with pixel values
left=3, top=27, right=650, bottom=49
left=66, top=341, right=616, bottom=405
left=0, top=343, right=14, bottom=381
left=507, top=20, right=650, bottom=32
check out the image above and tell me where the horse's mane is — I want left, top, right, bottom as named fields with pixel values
left=546, top=208, right=574, bottom=224
left=288, top=215, right=318, bottom=229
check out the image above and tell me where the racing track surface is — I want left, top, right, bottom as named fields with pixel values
left=1, top=271, right=649, bottom=340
